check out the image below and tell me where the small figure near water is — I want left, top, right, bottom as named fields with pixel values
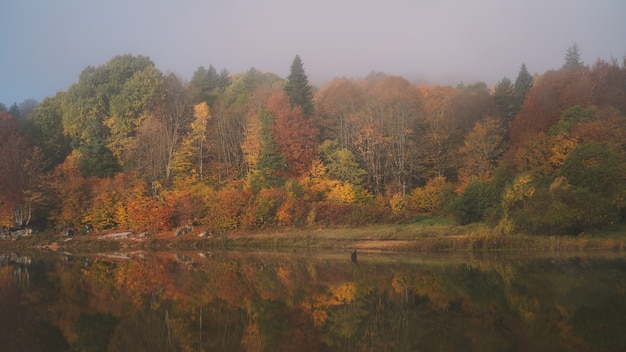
left=351, top=250, right=358, bottom=264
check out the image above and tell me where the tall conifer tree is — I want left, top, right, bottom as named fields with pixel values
left=513, top=63, right=533, bottom=113
left=284, top=55, right=314, bottom=117
left=493, top=77, right=516, bottom=124
left=249, top=109, right=286, bottom=192
left=563, top=43, right=583, bottom=69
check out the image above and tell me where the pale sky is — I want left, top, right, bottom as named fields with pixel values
left=2, top=0, right=625, bottom=105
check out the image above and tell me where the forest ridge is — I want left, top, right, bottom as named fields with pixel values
left=1, top=46, right=626, bottom=236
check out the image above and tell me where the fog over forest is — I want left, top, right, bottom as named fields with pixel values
left=2, top=0, right=625, bottom=104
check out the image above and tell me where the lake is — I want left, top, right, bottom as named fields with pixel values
left=1, top=249, right=625, bottom=351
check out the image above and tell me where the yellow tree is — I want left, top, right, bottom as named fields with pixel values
left=48, top=150, right=94, bottom=229
left=416, top=85, right=456, bottom=179
left=548, top=133, right=578, bottom=171
left=170, top=138, right=195, bottom=181
left=458, top=117, right=505, bottom=184
left=192, top=102, right=211, bottom=180
left=241, top=110, right=262, bottom=174
left=242, top=85, right=282, bottom=177
left=409, top=176, right=455, bottom=214
left=509, top=132, right=577, bottom=179
left=169, top=101, right=211, bottom=182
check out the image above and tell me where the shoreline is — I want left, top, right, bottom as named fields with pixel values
left=2, top=223, right=626, bottom=254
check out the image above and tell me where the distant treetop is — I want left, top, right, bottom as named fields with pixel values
left=563, top=43, right=583, bottom=69
left=284, top=55, right=315, bottom=117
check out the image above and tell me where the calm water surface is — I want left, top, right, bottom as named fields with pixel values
left=1, top=250, right=625, bottom=351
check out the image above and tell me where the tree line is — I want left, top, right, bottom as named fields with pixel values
left=1, top=45, right=625, bottom=235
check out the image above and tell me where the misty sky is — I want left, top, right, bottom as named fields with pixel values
left=2, top=0, right=625, bottom=105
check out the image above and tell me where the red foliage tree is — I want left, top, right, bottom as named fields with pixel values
left=445, top=82, right=497, bottom=139
left=572, top=107, right=626, bottom=148
left=267, top=91, right=319, bottom=177
left=509, top=68, right=593, bottom=147
left=314, top=78, right=365, bottom=148
left=588, top=59, right=626, bottom=114
left=48, top=151, right=95, bottom=229
left=125, top=183, right=173, bottom=233
left=0, top=112, right=34, bottom=226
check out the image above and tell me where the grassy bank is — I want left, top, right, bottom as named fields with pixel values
left=182, top=223, right=626, bottom=253
left=2, top=221, right=626, bottom=253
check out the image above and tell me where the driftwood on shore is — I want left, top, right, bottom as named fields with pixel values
left=0, top=227, right=33, bottom=240
left=174, top=226, right=193, bottom=237
left=96, top=232, right=133, bottom=240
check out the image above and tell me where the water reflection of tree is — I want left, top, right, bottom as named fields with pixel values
left=12, top=265, right=29, bottom=291
left=2, top=253, right=626, bottom=351
left=0, top=265, right=69, bottom=351
left=108, top=311, right=173, bottom=352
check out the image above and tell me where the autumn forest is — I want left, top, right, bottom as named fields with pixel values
left=2, top=45, right=626, bottom=237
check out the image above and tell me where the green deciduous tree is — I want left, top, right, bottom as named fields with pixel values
left=79, top=117, right=120, bottom=177
left=446, top=178, right=495, bottom=225
left=24, top=93, right=70, bottom=168
left=560, top=141, right=626, bottom=202
left=549, top=105, right=595, bottom=135
left=503, top=141, right=626, bottom=235
left=319, top=140, right=366, bottom=185
left=62, top=54, right=161, bottom=176
left=106, top=65, right=162, bottom=166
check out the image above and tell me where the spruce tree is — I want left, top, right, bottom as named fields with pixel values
left=513, top=63, right=533, bottom=113
left=9, top=103, right=20, bottom=121
left=563, top=43, right=583, bottom=69
left=493, top=77, right=516, bottom=124
left=284, top=55, right=314, bottom=117
left=191, top=65, right=228, bottom=105
left=250, top=109, right=286, bottom=192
